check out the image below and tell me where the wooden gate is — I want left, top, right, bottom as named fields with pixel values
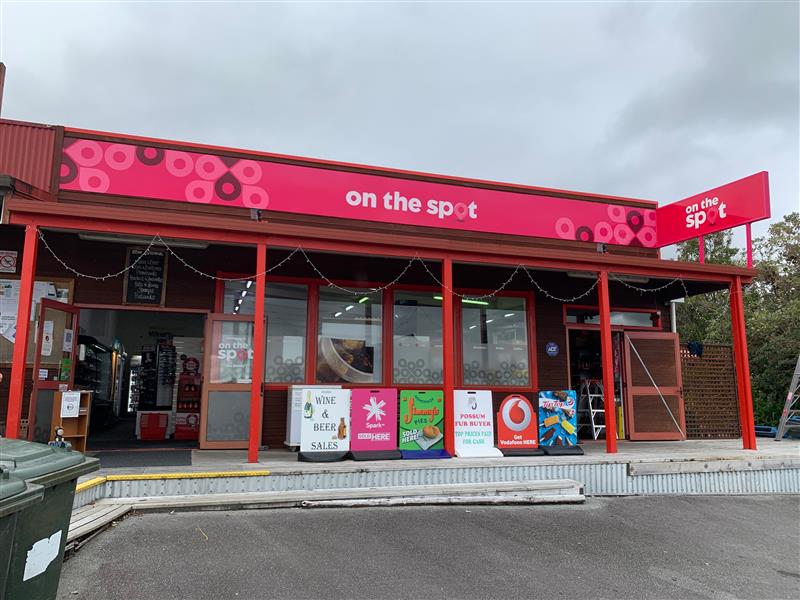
left=623, top=331, right=686, bottom=441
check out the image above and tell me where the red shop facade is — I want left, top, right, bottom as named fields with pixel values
left=0, top=118, right=765, bottom=461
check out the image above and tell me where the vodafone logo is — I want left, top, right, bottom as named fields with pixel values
left=501, top=395, right=532, bottom=431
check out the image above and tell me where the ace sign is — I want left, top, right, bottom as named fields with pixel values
left=299, top=388, right=350, bottom=460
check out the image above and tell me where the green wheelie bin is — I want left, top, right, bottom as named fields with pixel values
left=0, top=469, right=45, bottom=598
left=0, top=437, right=99, bottom=600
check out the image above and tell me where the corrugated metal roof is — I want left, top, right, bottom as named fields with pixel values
left=0, top=119, right=56, bottom=191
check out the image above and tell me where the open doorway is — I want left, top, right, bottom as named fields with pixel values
left=77, top=309, right=205, bottom=456
left=567, top=329, right=625, bottom=441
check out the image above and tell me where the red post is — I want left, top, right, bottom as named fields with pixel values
left=745, top=224, right=753, bottom=269
left=6, top=224, right=38, bottom=438
left=442, top=256, right=455, bottom=456
left=730, top=276, right=757, bottom=450
left=698, top=236, right=705, bottom=264
left=597, top=271, right=618, bottom=453
left=247, top=242, right=267, bottom=463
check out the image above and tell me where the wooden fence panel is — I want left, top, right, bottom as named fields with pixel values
left=681, top=343, right=740, bottom=439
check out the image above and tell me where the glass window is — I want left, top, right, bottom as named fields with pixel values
left=265, top=283, right=307, bottom=383
left=209, top=320, right=254, bottom=384
left=566, top=307, right=659, bottom=327
left=461, top=296, right=529, bottom=387
left=317, top=288, right=382, bottom=384
left=223, top=281, right=309, bottom=383
left=393, top=291, right=443, bottom=384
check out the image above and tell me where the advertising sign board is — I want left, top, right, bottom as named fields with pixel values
left=496, top=393, right=539, bottom=454
left=399, top=390, right=449, bottom=459
left=299, top=388, right=350, bottom=462
left=349, top=388, right=400, bottom=459
left=656, top=172, right=770, bottom=246
left=538, top=390, right=579, bottom=448
left=453, top=390, right=502, bottom=457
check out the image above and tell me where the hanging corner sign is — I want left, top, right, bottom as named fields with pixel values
left=453, top=390, right=502, bottom=458
left=299, top=388, right=350, bottom=462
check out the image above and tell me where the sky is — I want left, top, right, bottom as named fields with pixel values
left=0, top=1, right=797, bottom=254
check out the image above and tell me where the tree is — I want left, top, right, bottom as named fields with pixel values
left=675, top=214, right=800, bottom=426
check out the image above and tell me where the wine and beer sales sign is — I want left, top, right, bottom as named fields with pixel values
left=300, top=388, right=350, bottom=453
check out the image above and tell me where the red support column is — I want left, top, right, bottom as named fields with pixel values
left=730, top=276, right=757, bottom=450
left=745, top=224, right=753, bottom=269
left=597, top=271, right=618, bottom=454
left=698, top=236, right=705, bottom=264
left=441, top=256, right=455, bottom=456
left=6, top=224, right=38, bottom=438
left=248, top=242, right=267, bottom=463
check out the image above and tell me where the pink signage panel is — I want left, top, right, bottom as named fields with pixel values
left=349, top=388, right=398, bottom=452
left=59, top=137, right=657, bottom=247
left=656, top=172, right=770, bottom=247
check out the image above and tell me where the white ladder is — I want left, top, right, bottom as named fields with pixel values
left=579, top=379, right=606, bottom=440
left=775, top=354, right=800, bottom=441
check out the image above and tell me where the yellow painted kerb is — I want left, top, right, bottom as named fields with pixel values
left=75, top=470, right=270, bottom=492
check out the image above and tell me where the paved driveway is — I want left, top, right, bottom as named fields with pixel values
left=58, top=496, right=800, bottom=599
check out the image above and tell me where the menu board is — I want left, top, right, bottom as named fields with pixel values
left=453, top=390, right=502, bottom=457
left=124, top=248, right=167, bottom=305
left=538, top=390, right=578, bottom=447
left=399, top=389, right=448, bottom=458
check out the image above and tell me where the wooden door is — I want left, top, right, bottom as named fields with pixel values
left=623, top=331, right=686, bottom=441
left=29, top=299, right=80, bottom=442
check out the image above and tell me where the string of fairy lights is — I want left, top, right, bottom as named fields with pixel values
left=36, top=230, right=689, bottom=305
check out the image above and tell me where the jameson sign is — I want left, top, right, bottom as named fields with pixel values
left=300, top=388, right=350, bottom=453
left=453, top=390, right=502, bottom=457
left=399, top=390, right=444, bottom=452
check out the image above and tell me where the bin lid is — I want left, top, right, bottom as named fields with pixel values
left=0, top=468, right=44, bottom=517
left=0, top=468, right=26, bottom=501
left=0, top=438, right=97, bottom=486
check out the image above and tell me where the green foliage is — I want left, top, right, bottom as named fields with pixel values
left=675, top=214, right=800, bottom=426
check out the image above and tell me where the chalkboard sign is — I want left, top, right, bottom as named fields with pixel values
left=123, top=248, right=168, bottom=305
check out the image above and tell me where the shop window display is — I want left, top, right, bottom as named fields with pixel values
left=393, top=291, right=443, bottom=384
left=317, top=289, right=382, bottom=384
left=461, top=297, right=529, bottom=387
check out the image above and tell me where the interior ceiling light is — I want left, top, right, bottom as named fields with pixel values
left=334, top=311, right=343, bottom=317
left=358, top=297, right=369, bottom=304
left=504, top=313, right=515, bottom=317
left=240, top=290, right=248, bottom=297
left=469, top=325, right=477, bottom=330
left=486, top=319, right=494, bottom=323
left=77, top=232, right=209, bottom=249
left=246, top=281, right=253, bottom=289
left=432, top=295, right=489, bottom=306
left=345, top=305, right=354, bottom=311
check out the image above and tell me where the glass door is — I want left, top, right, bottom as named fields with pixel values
left=200, top=313, right=255, bottom=449
left=29, top=299, right=80, bottom=442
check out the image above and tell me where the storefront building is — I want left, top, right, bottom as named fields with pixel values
left=0, top=118, right=767, bottom=461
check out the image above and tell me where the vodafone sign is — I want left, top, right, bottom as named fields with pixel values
left=656, top=172, right=770, bottom=247
left=496, top=394, right=538, bottom=450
